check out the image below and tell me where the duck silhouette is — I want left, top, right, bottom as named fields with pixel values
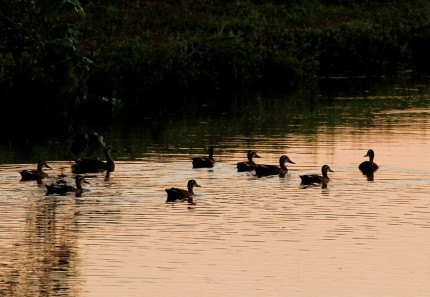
left=300, top=165, right=334, bottom=185
left=254, top=155, right=295, bottom=177
left=19, top=161, right=52, bottom=181
left=359, top=149, right=379, bottom=176
left=72, top=145, right=117, bottom=175
left=237, top=150, right=261, bottom=172
left=192, top=146, right=215, bottom=168
left=46, top=176, right=89, bottom=196
left=165, top=180, right=201, bottom=203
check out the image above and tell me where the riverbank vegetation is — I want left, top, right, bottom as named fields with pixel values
left=1, top=0, right=430, bottom=120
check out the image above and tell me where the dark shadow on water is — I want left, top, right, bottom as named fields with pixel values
left=300, top=182, right=329, bottom=190
left=1, top=75, right=430, bottom=164
left=365, top=174, right=375, bottom=181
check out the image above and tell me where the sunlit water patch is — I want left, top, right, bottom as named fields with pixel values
left=1, top=82, right=430, bottom=297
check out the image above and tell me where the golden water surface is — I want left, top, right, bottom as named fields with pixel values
left=0, top=82, right=429, bottom=297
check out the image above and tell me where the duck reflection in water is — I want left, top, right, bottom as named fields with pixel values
left=364, top=173, right=375, bottom=181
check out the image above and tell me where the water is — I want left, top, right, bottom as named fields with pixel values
left=1, top=78, right=430, bottom=297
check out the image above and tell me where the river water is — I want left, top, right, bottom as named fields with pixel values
left=0, top=77, right=429, bottom=296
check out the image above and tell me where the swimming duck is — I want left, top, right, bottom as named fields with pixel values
left=192, top=146, right=215, bottom=168
left=254, top=155, right=295, bottom=177
left=72, top=145, right=117, bottom=174
left=300, top=165, right=334, bottom=185
left=19, top=161, right=52, bottom=181
left=237, top=150, right=261, bottom=172
left=359, top=149, right=379, bottom=176
left=165, top=180, right=201, bottom=203
left=45, top=176, right=89, bottom=195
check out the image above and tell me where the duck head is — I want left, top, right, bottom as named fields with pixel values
left=104, top=145, right=119, bottom=154
left=321, top=165, right=334, bottom=175
left=280, top=155, right=295, bottom=165
left=187, top=180, right=201, bottom=193
left=364, top=149, right=375, bottom=161
left=247, top=150, right=261, bottom=161
left=37, top=161, right=52, bottom=171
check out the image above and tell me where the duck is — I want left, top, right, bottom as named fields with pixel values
left=359, top=149, right=379, bottom=176
left=237, top=150, right=261, bottom=172
left=45, top=176, right=89, bottom=195
left=165, top=180, right=201, bottom=203
left=72, top=145, right=117, bottom=174
left=300, top=165, right=334, bottom=185
left=254, top=155, right=295, bottom=177
left=192, top=146, right=215, bottom=168
left=19, top=161, right=52, bottom=181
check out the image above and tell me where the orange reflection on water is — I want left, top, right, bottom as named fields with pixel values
left=0, top=104, right=430, bottom=296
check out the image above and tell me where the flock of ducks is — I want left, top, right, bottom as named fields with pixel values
left=19, top=145, right=117, bottom=197
left=18, top=145, right=379, bottom=203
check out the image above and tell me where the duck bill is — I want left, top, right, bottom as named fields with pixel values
left=195, top=184, right=201, bottom=187
left=328, top=168, right=334, bottom=172
left=287, top=159, right=295, bottom=164
left=254, top=154, right=261, bottom=158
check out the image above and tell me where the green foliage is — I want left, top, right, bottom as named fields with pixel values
left=317, top=22, right=404, bottom=76
left=3, top=0, right=430, bottom=116
left=0, top=0, right=89, bottom=117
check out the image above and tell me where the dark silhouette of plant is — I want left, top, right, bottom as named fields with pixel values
left=0, top=0, right=90, bottom=119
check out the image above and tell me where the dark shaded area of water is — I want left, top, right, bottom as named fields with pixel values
left=2, top=75, right=429, bottom=164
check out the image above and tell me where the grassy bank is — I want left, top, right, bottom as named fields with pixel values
left=1, top=0, right=430, bottom=118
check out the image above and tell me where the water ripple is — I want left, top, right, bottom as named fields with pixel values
left=1, top=104, right=430, bottom=296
